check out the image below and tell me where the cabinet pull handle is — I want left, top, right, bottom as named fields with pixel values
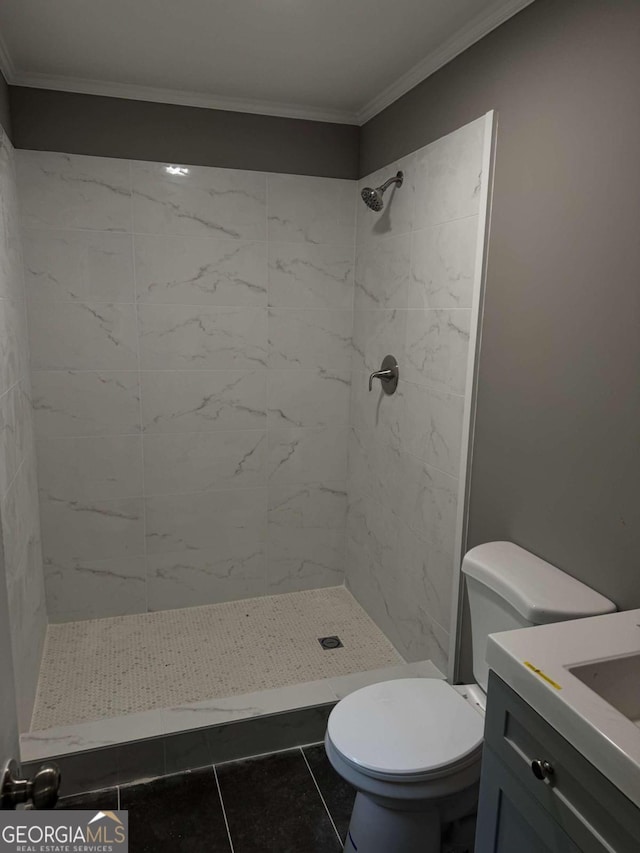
left=531, top=759, right=554, bottom=781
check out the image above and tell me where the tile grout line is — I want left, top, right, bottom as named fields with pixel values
left=299, top=747, right=343, bottom=846
left=213, top=765, right=236, bottom=853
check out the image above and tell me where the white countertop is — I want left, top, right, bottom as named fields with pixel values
left=486, top=608, right=640, bottom=809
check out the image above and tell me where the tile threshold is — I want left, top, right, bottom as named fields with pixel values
left=21, top=660, right=443, bottom=763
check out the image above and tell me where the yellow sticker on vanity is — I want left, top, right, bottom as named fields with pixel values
left=523, top=661, right=562, bottom=690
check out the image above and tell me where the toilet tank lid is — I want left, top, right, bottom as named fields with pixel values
left=462, top=542, right=616, bottom=623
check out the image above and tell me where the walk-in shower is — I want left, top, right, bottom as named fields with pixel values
left=0, top=112, right=493, bottom=790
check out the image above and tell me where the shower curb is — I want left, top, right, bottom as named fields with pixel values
left=23, top=703, right=336, bottom=798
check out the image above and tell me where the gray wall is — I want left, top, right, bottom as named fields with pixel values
left=361, top=0, right=640, bottom=610
left=9, top=88, right=359, bottom=179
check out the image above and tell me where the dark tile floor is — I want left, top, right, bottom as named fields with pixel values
left=57, top=742, right=356, bottom=853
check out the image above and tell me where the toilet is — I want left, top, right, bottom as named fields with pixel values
left=325, top=542, right=616, bottom=853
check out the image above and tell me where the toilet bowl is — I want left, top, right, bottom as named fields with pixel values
left=326, top=678, right=485, bottom=852
left=325, top=542, right=616, bottom=853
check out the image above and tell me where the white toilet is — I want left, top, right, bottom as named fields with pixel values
left=325, top=542, right=616, bottom=853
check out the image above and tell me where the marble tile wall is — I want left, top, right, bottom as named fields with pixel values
left=17, top=151, right=355, bottom=621
left=345, top=116, right=487, bottom=670
left=0, top=128, right=47, bottom=730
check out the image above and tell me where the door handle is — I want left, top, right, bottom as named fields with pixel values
left=1, top=759, right=61, bottom=810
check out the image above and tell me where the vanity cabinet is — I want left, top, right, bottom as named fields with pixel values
left=476, top=673, right=640, bottom=853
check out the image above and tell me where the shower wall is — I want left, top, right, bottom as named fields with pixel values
left=17, top=151, right=354, bottom=621
left=0, top=128, right=47, bottom=728
left=345, top=116, right=488, bottom=671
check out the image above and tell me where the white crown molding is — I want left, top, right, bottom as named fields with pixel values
left=1, top=0, right=535, bottom=127
left=9, top=71, right=359, bottom=125
left=355, top=0, right=536, bottom=124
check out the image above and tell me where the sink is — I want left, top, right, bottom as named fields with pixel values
left=570, top=653, right=640, bottom=727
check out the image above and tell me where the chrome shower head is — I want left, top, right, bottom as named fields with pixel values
left=361, top=186, right=384, bottom=211
left=360, top=170, right=403, bottom=212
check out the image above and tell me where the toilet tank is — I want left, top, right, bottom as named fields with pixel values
left=462, top=542, right=616, bottom=692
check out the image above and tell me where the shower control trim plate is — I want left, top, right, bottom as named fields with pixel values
left=369, top=354, right=399, bottom=395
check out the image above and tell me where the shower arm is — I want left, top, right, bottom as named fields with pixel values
left=378, top=171, right=403, bottom=192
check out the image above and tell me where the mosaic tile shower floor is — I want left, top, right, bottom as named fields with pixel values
left=31, top=586, right=402, bottom=730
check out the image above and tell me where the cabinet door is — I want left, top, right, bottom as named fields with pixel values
left=484, top=672, right=640, bottom=852
left=475, top=748, right=581, bottom=853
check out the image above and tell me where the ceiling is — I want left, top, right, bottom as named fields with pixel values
left=0, top=0, right=533, bottom=124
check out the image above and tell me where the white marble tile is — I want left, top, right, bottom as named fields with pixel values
left=138, top=304, right=267, bottom=369
left=23, top=229, right=135, bottom=303
left=142, top=430, right=267, bottom=495
left=344, top=536, right=398, bottom=648
left=17, top=151, right=132, bottom=231
left=347, top=423, right=404, bottom=509
left=31, top=370, right=141, bottom=437
left=268, top=308, right=352, bottom=369
left=328, top=660, right=444, bottom=699
left=397, top=380, right=465, bottom=477
left=268, top=242, right=354, bottom=309
left=146, top=531, right=266, bottom=611
left=145, top=488, right=267, bottom=554
left=267, top=174, right=355, bottom=245
left=268, top=426, right=349, bottom=485
left=6, top=560, right=47, bottom=731
left=268, top=482, right=347, bottom=529
left=160, top=679, right=337, bottom=735
left=413, top=117, right=484, bottom=229
left=131, top=161, right=266, bottom=239
left=420, top=618, right=450, bottom=673
left=357, top=151, right=416, bottom=244
left=349, top=368, right=403, bottom=451
left=267, top=367, right=350, bottom=429
left=346, top=491, right=398, bottom=576
left=28, top=301, right=138, bottom=370
left=409, top=216, right=478, bottom=310
left=403, top=308, right=471, bottom=393
left=134, top=234, right=267, bottom=306
left=398, top=453, right=458, bottom=554
left=39, top=495, right=145, bottom=561
left=394, top=518, right=455, bottom=631
left=355, top=233, right=411, bottom=310
left=22, top=710, right=163, bottom=761
left=346, top=534, right=446, bottom=665
left=140, top=369, right=266, bottom=433
left=351, top=308, right=407, bottom=374
left=1, top=454, right=41, bottom=589
left=0, top=297, right=29, bottom=395
left=0, top=383, right=21, bottom=499
left=36, top=435, right=143, bottom=501
left=44, top=555, right=147, bottom=622
left=267, top=526, right=345, bottom=593
left=0, top=134, right=24, bottom=303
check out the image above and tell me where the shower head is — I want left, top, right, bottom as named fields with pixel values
left=360, top=170, right=403, bottom=212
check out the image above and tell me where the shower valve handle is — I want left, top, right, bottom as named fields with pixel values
left=368, top=369, right=394, bottom=391
left=368, top=355, right=399, bottom=395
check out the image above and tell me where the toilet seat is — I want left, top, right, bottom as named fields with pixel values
left=327, top=679, right=484, bottom=783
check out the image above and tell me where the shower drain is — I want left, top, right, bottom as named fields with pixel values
left=318, top=636, right=343, bottom=650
